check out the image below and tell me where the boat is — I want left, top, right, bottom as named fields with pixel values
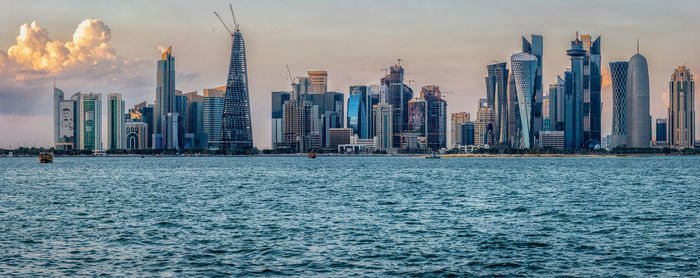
left=426, top=154, right=441, bottom=159
left=308, top=150, right=317, bottom=159
left=39, top=152, right=54, bottom=163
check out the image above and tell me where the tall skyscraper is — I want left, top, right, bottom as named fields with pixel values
left=548, top=76, right=565, bottom=131
left=668, top=65, right=695, bottom=149
left=283, top=79, right=314, bottom=152
left=203, top=86, right=226, bottom=148
left=461, top=121, right=475, bottom=146
left=475, top=99, right=494, bottom=147
left=655, top=118, right=667, bottom=143
left=486, top=62, right=508, bottom=143
left=219, top=17, right=254, bottom=150
left=79, top=93, right=102, bottom=151
left=175, top=93, right=189, bottom=149
left=381, top=62, right=413, bottom=148
left=373, top=103, right=393, bottom=151
left=450, top=112, right=470, bottom=148
left=565, top=34, right=586, bottom=149
left=347, top=89, right=368, bottom=139
left=421, top=85, right=447, bottom=150
left=522, top=35, right=544, bottom=145
left=506, top=71, right=520, bottom=146
left=408, top=97, right=427, bottom=136
left=581, top=35, right=603, bottom=144
left=510, top=52, right=538, bottom=148
left=107, top=93, right=125, bottom=150
left=54, top=86, right=79, bottom=150
left=271, top=91, right=290, bottom=148
left=308, top=71, right=328, bottom=94
left=609, top=61, right=629, bottom=148
left=626, top=45, right=651, bottom=148
left=155, top=46, right=175, bottom=149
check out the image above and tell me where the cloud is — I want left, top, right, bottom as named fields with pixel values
left=0, top=19, right=121, bottom=81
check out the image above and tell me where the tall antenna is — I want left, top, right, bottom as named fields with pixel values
left=229, top=4, right=239, bottom=32
left=636, top=38, right=639, bottom=54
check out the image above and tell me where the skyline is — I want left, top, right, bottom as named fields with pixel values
left=1, top=0, right=699, bottom=149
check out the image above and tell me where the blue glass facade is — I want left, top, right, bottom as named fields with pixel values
left=461, top=121, right=474, bottom=146
left=347, top=91, right=367, bottom=139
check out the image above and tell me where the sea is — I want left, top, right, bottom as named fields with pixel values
left=0, top=156, right=698, bottom=277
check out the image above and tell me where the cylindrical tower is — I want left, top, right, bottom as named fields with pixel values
left=626, top=53, right=650, bottom=148
left=609, top=61, right=628, bottom=148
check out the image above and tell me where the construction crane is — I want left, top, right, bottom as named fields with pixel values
left=285, top=65, right=295, bottom=85
left=213, top=4, right=239, bottom=37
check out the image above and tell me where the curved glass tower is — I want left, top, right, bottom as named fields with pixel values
left=626, top=53, right=650, bottom=148
left=510, top=52, right=538, bottom=148
left=609, top=61, right=628, bottom=148
left=219, top=25, right=254, bottom=150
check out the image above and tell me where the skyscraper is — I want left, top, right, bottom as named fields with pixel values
left=506, top=71, right=520, bottom=146
left=486, top=62, right=508, bottom=143
left=107, top=93, right=125, bottom=150
left=219, top=17, right=254, bottom=150
left=450, top=112, right=470, bottom=148
left=581, top=35, right=602, bottom=144
left=461, top=121, right=475, bottom=146
left=381, top=62, right=413, bottom=148
left=79, top=93, right=102, bottom=151
left=565, top=34, right=586, bottom=149
left=510, top=52, right=538, bottom=148
left=203, top=86, right=226, bottom=148
left=54, top=86, right=79, bottom=150
left=655, top=118, right=667, bottom=143
left=347, top=89, right=368, bottom=139
left=522, top=35, right=544, bottom=145
left=421, top=85, right=447, bottom=150
left=175, top=93, right=189, bottom=149
left=308, top=71, right=328, bottom=94
left=548, top=76, right=565, bottom=131
left=475, top=99, right=494, bottom=147
left=271, top=91, right=290, bottom=148
left=283, top=79, right=314, bottom=152
left=668, top=65, right=695, bottom=149
left=155, top=46, right=175, bottom=149
left=373, top=103, right=393, bottom=151
left=626, top=46, right=651, bottom=148
left=408, top=97, right=427, bottom=136
left=609, top=61, right=629, bottom=148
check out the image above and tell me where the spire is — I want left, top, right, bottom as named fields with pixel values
left=636, top=39, right=639, bottom=54
left=161, top=46, right=172, bottom=60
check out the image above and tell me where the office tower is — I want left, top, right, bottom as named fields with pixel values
left=155, top=46, right=175, bottom=149
left=305, top=90, right=344, bottom=147
left=164, top=113, right=179, bottom=149
left=175, top=93, right=189, bottom=149
left=668, top=65, right=695, bottom=149
left=271, top=91, right=290, bottom=148
left=543, top=94, right=550, bottom=131
left=461, top=121, right=475, bottom=146
left=219, top=19, right=254, bottom=150
left=367, top=85, right=382, bottom=137
left=626, top=45, right=650, bottom=148
left=581, top=34, right=603, bottom=144
left=107, top=93, right=125, bottom=150
left=328, top=128, right=353, bottom=149
left=203, top=86, right=226, bottom=148
left=548, top=76, right=565, bottom=131
left=539, top=131, right=565, bottom=149
left=125, top=122, right=148, bottom=150
left=54, top=86, right=78, bottom=150
left=450, top=112, right=470, bottom=147
left=79, top=93, right=102, bottom=151
left=609, top=61, right=628, bottom=148
left=421, top=85, right=447, bottom=150
left=475, top=99, right=494, bottom=147
left=373, top=103, right=393, bottom=151
left=381, top=62, right=413, bottom=148
left=322, top=111, right=342, bottom=148
left=182, top=91, right=207, bottom=149
left=408, top=98, right=427, bottom=136
left=510, top=52, right=538, bottom=148
left=347, top=89, right=367, bottom=139
left=138, top=105, right=154, bottom=148
left=308, top=71, right=328, bottom=94
left=565, top=34, right=586, bottom=149
left=486, top=62, right=508, bottom=143
left=506, top=71, right=520, bottom=146
left=522, top=35, right=544, bottom=144
left=283, top=79, right=314, bottom=152
left=656, top=118, right=667, bottom=143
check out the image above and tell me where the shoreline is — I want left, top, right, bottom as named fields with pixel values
left=2, top=153, right=697, bottom=158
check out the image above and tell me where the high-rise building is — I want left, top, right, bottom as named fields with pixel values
left=347, top=86, right=369, bottom=139
left=107, top=93, right=125, bottom=150
left=475, top=99, right=495, bottom=147
left=408, top=98, right=427, bottom=136
left=125, top=122, right=148, bottom=150
left=510, top=52, right=538, bottom=148
left=164, top=113, right=179, bottom=149
left=381, top=62, right=413, bottom=148
left=308, top=71, right=328, bottom=94
left=450, top=112, right=470, bottom=148
left=668, top=65, right=695, bottom=149
left=655, top=118, right=668, bottom=143
left=626, top=46, right=651, bottom=148
left=421, top=85, right=447, bottom=150
left=219, top=20, right=254, bottom=150
left=155, top=46, right=175, bottom=149
left=183, top=91, right=207, bottom=149
left=283, top=80, right=314, bottom=153
left=522, top=35, right=544, bottom=145
left=271, top=91, right=290, bottom=149
left=175, top=93, right=189, bottom=149
left=581, top=34, right=603, bottom=144
left=609, top=61, right=629, bottom=148
left=79, top=93, right=102, bottom=151
left=203, top=86, right=226, bottom=148
left=506, top=71, right=520, bottom=146
left=328, top=128, right=352, bottom=149
left=548, top=76, right=565, bottom=131
left=461, top=121, right=475, bottom=146
left=373, top=103, right=393, bottom=151
left=565, top=34, right=586, bottom=149
left=486, top=62, right=508, bottom=143
left=54, top=86, right=79, bottom=150
left=322, top=111, right=342, bottom=148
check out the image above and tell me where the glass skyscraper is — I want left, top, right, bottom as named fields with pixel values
left=522, top=35, right=543, bottom=145
left=609, top=61, right=628, bottom=148
left=626, top=49, right=650, bottom=148
left=155, top=46, right=175, bottom=149
left=79, top=93, right=102, bottom=151
left=565, top=34, right=586, bottom=149
left=655, top=118, right=667, bottom=143
left=107, top=93, right=125, bottom=150
left=204, top=86, right=226, bottom=148
left=510, top=52, right=538, bottom=148
left=581, top=35, right=602, bottom=144
left=381, top=63, right=413, bottom=148
left=486, top=62, right=508, bottom=143
left=271, top=91, right=290, bottom=148
left=219, top=22, right=254, bottom=150
left=347, top=91, right=367, bottom=139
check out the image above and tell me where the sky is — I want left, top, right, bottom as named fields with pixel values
left=1, top=0, right=699, bottom=149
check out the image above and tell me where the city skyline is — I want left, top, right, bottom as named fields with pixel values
left=1, top=0, right=700, bottom=148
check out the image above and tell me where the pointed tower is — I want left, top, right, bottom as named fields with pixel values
left=216, top=6, right=254, bottom=150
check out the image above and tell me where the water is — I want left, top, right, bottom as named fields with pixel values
left=0, top=156, right=698, bottom=277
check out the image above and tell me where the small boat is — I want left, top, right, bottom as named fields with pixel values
left=39, top=153, right=54, bottom=163
left=426, top=154, right=441, bottom=159
left=308, top=150, right=317, bottom=159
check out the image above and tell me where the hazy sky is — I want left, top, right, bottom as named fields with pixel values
left=1, top=0, right=698, bottom=149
